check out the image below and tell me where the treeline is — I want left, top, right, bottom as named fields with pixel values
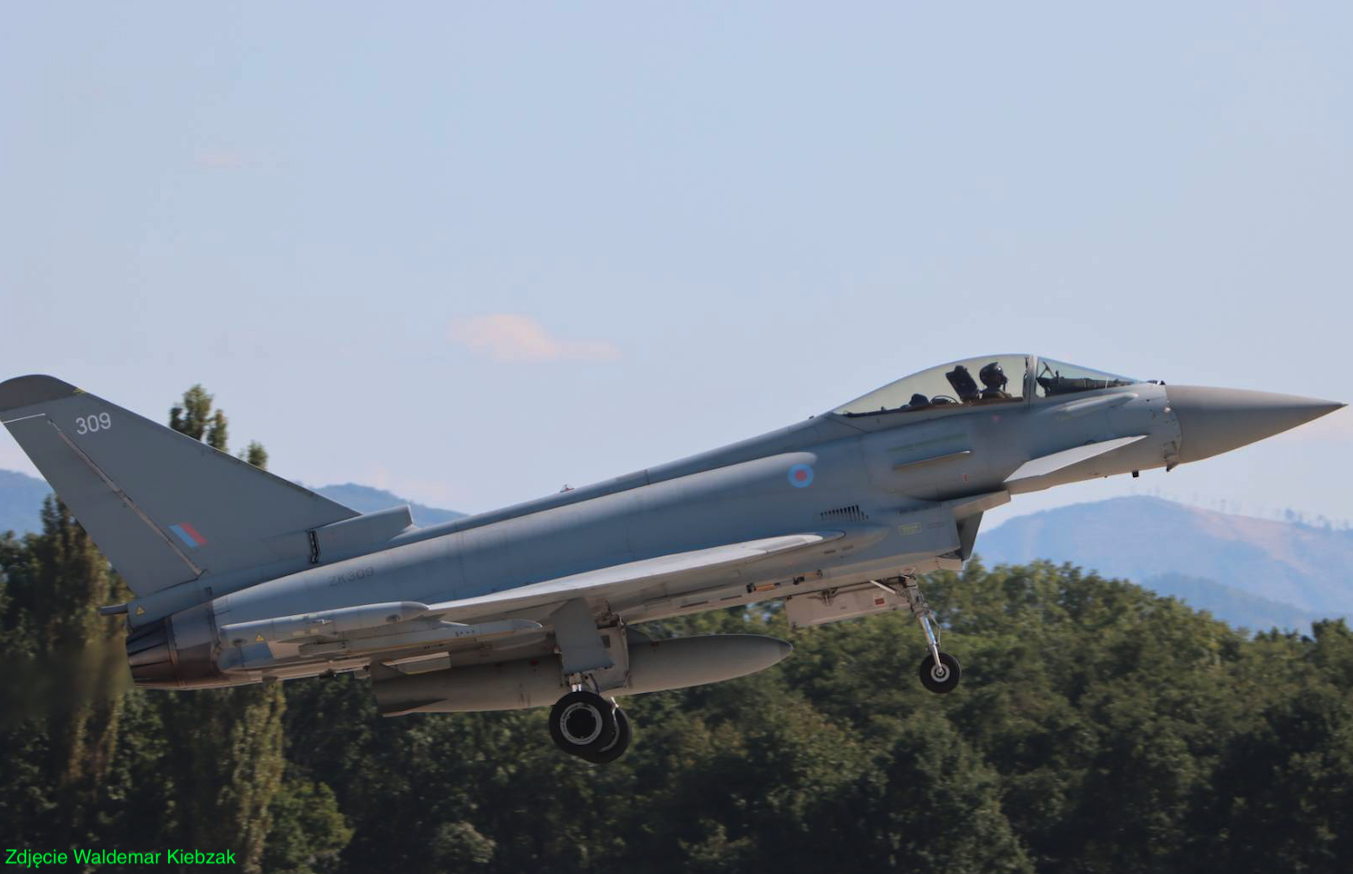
left=2, top=388, right=1352, bottom=873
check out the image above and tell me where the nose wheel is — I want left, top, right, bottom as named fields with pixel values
left=895, top=575, right=962, bottom=695
left=548, top=688, right=633, bottom=763
left=919, top=651, right=961, bottom=694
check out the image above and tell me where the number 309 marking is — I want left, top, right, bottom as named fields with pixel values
left=75, top=413, right=112, bottom=435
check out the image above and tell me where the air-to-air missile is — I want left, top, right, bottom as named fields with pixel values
left=0, top=355, right=1343, bottom=762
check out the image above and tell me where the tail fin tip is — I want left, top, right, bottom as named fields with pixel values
left=0, top=375, right=80, bottom=415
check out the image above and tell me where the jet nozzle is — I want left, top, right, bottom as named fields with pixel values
left=1166, top=386, right=1345, bottom=464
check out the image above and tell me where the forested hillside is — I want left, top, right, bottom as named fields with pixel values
left=4, top=531, right=1352, bottom=872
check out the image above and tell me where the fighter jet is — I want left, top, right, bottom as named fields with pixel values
left=0, top=356, right=1343, bottom=763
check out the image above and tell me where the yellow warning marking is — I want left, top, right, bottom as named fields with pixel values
left=900, top=523, right=922, bottom=535
left=135, top=605, right=145, bottom=616
left=255, top=633, right=266, bottom=642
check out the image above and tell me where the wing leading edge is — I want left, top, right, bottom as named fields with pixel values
left=427, top=532, right=843, bottom=623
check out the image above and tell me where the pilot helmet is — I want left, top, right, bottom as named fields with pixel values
left=979, top=362, right=1007, bottom=390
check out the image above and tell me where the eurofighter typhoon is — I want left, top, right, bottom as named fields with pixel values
left=0, top=357, right=1343, bottom=762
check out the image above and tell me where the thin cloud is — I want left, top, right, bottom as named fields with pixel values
left=449, top=314, right=621, bottom=363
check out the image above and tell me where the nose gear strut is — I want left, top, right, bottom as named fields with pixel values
left=885, top=575, right=962, bottom=694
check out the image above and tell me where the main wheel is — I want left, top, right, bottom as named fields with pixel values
left=577, top=707, right=632, bottom=764
left=918, top=651, right=961, bottom=694
left=549, top=690, right=618, bottom=755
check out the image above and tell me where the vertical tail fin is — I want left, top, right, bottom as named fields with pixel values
left=0, top=375, right=358, bottom=596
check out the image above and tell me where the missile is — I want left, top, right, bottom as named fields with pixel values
left=373, top=633, right=793, bottom=715
left=296, top=618, right=544, bottom=656
left=219, top=601, right=429, bottom=646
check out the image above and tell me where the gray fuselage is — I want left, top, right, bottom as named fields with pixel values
left=142, top=379, right=1179, bottom=683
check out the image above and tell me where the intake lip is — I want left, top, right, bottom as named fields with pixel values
left=1166, top=385, right=1345, bottom=464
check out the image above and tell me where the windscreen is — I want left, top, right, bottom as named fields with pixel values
left=1034, top=358, right=1140, bottom=398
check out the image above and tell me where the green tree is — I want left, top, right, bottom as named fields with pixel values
left=261, top=778, right=355, bottom=874
left=10, top=437, right=1353, bottom=874
left=242, top=440, right=268, bottom=469
left=169, top=384, right=227, bottom=450
left=836, top=711, right=1032, bottom=873
left=0, top=498, right=129, bottom=845
left=0, top=530, right=47, bottom=838
left=162, top=386, right=293, bottom=873
left=30, top=499, right=128, bottom=819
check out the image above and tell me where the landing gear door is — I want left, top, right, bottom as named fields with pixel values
left=785, top=583, right=907, bottom=630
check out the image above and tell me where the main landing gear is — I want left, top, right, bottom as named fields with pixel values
left=546, top=599, right=635, bottom=764
left=548, top=688, right=632, bottom=764
left=892, top=575, right=961, bottom=694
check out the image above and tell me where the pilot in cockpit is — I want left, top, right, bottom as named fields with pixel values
left=944, top=361, right=1010, bottom=404
left=978, top=362, right=1010, bottom=400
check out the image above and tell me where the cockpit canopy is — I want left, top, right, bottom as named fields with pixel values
left=832, top=355, right=1140, bottom=417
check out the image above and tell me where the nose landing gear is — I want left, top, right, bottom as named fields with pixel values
left=919, top=650, right=962, bottom=694
left=891, top=575, right=962, bottom=694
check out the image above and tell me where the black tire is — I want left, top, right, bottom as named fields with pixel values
left=577, top=707, right=632, bottom=764
left=548, top=690, right=618, bottom=755
left=918, top=651, right=961, bottom=694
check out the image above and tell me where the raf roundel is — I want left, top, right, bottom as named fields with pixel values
left=787, top=463, right=814, bottom=488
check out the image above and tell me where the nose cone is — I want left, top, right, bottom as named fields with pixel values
left=1167, top=385, right=1346, bottom=464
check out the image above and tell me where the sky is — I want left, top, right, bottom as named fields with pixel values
left=2, top=3, right=1350, bottom=530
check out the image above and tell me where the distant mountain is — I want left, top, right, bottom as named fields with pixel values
left=978, top=496, right=1353, bottom=631
left=1142, top=572, right=1324, bottom=632
left=0, top=469, right=465, bottom=535
left=0, top=469, right=49, bottom=535
left=311, top=483, right=466, bottom=527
